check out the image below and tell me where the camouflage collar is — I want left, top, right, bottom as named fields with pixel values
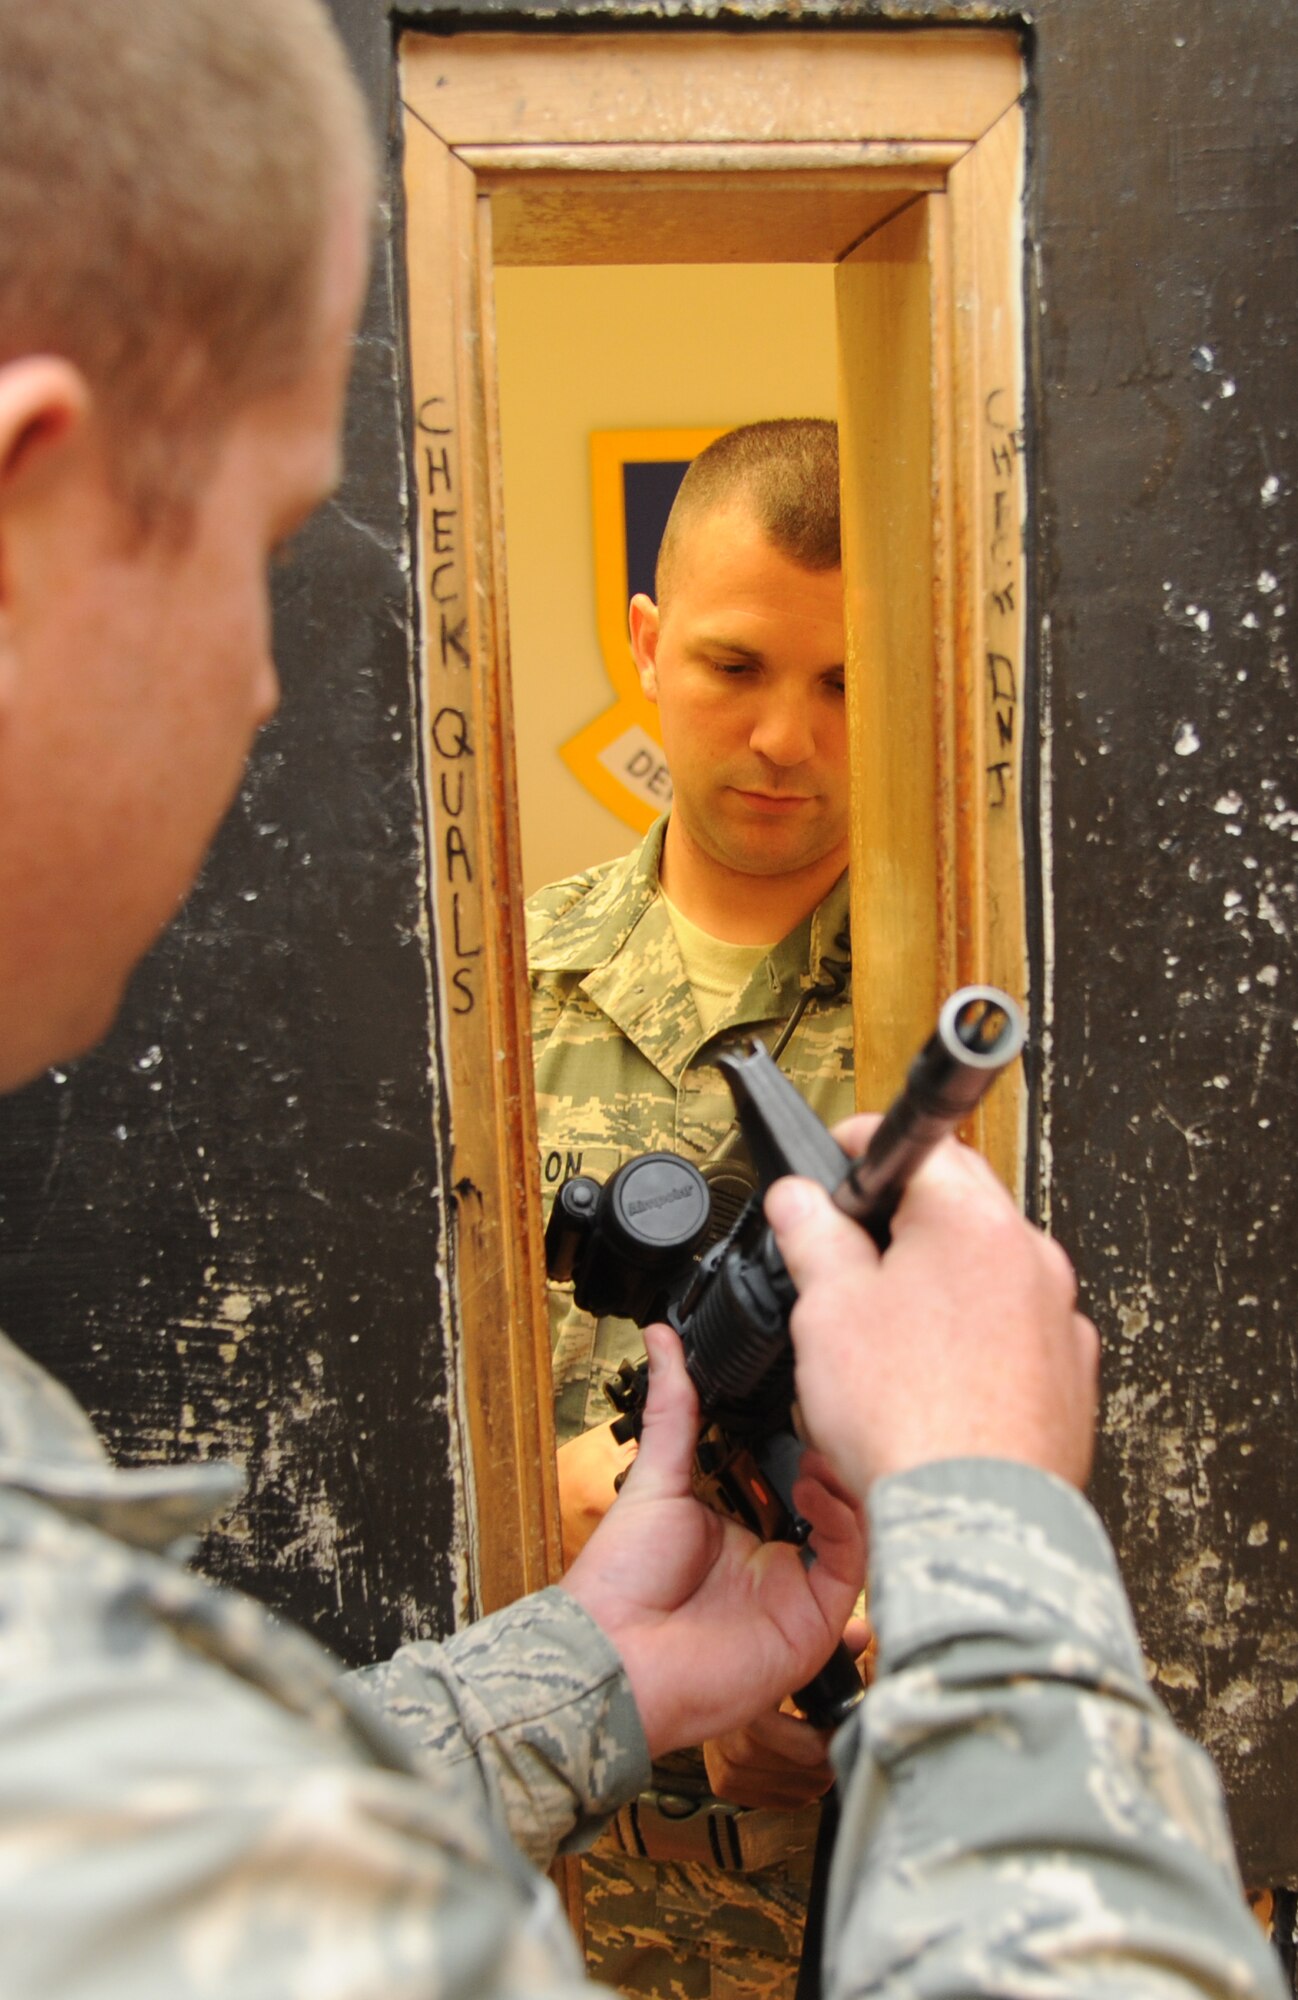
left=774, top=866, right=852, bottom=1002
left=528, top=817, right=670, bottom=975
left=532, top=820, right=850, bottom=1086
left=531, top=816, right=851, bottom=996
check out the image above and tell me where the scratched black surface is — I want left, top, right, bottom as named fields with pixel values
left=0, top=0, right=1294, bottom=1887
left=1029, top=0, right=1297, bottom=1889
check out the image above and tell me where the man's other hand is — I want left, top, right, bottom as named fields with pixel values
left=703, top=1704, right=835, bottom=1810
left=766, top=1122, right=1099, bottom=1498
left=703, top=1608, right=871, bottom=1807
left=560, top=1323, right=865, bottom=1762
left=556, top=1421, right=637, bottom=1569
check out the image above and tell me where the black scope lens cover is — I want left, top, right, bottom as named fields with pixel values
left=607, top=1153, right=711, bottom=1257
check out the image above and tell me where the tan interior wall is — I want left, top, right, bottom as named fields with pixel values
left=493, top=262, right=838, bottom=895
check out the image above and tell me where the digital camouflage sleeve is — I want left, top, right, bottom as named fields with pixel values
left=0, top=1324, right=645, bottom=1999
left=829, top=1457, right=1284, bottom=2000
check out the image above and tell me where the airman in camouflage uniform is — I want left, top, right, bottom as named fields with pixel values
left=528, top=419, right=858, bottom=1997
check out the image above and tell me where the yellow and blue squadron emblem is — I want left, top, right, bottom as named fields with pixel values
left=560, top=427, right=723, bottom=834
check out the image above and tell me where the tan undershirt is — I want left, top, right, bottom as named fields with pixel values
left=660, top=889, right=777, bottom=1036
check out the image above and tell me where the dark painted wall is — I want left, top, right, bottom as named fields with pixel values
left=1026, top=0, right=1296, bottom=1892
left=0, top=0, right=1293, bottom=1890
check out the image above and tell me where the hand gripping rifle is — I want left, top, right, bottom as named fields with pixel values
left=544, top=986, right=1026, bottom=1731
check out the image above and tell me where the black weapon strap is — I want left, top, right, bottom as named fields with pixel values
left=699, top=917, right=852, bottom=1240
left=770, top=915, right=852, bottom=1065
left=794, top=1784, right=839, bottom=2000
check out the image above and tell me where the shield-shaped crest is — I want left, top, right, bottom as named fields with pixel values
left=561, top=427, right=723, bottom=833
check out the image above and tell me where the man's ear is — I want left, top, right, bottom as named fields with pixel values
left=0, top=357, right=91, bottom=516
left=629, top=593, right=661, bottom=702
left=0, top=359, right=91, bottom=715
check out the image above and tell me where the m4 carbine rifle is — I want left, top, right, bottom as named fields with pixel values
left=545, top=985, right=1025, bottom=1731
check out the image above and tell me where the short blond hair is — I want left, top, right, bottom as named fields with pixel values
left=0, top=0, right=375, bottom=522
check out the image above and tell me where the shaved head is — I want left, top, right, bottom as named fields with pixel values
left=655, top=419, right=840, bottom=609
left=0, top=0, right=375, bottom=526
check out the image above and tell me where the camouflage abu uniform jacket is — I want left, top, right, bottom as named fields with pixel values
left=528, top=816, right=854, bottom=1447
left=0, top=1323, right=1279, bottom=2000
left=0, top=1321, right=645, bottom=1998
left=836, top=1456, right=1281, bottom=2000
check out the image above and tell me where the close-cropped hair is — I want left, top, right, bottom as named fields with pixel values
left=656, top=418, right=840, bottom=604
left=0, top=0, right=375, bottom=526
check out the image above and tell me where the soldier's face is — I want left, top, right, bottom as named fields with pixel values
left=629, top=504, right=849, bottom=887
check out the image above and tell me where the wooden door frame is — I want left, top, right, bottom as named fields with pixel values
left=398, top=28, right=1028, bottom=1617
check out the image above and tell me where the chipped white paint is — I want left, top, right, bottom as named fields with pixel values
left=1214, top=792, right=1242, bottom=815
left=1257, top=888, right=1289, bottom=936
left=1116, top=1300, right=1150, bottom=1342
left=1037, top=612, right=1056, bottom=1237
left=1153, top=1660, right=1201, bottom=1692
left=1174, top=721, right=1201, bottom=756
left=1257, top=570, right=1279, bottom=594
left=1246, top=1520, right=1269, bottom=1547
left=1174, top=1548, right=1223, bottom=1590
left=387, top=159, right=476, bottom=1622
